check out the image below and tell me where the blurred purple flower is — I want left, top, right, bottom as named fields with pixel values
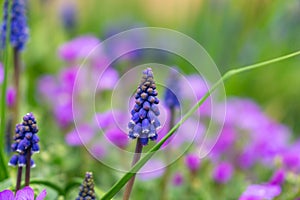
left=0, top=186, right=47, bottom=200
left=58, top=35, right=100, bottom=62
left=239, top=184, right=281, bottom=200
left=6, top=86, right=16, bottom=108
left=38, top=76, right=57, bottom=103
left=269, top=169, right=285, bottom=185
left=185, top=153, right=201, bottom=173
left=172, top=172, right=184, bottom=186
left=213, top=162, right=233, bottom=184
left=90, top=144, right=106, bottom=159
left=65, top=124, right=95, bottom=146
left=138, top=159, right=165, bottom=181
left=181, top=75, right=211, bottom=116
left=105, top=127, right=129, bottom=149
left=0, top=63, right=3, bottom=83
left=96, top=68, right=119, bottom=91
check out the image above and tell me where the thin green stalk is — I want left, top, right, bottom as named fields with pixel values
left=101, top=50, right=300, bottom=200
left=0, top=0, right=12, bottom=181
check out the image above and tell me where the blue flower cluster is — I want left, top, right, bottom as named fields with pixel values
left=164, top=68, right=181, bottom=109
left=128, top=68, right=161, bottom=145
left=9, top=113, right=39, bottom=167
left=0, top=0, right=29, bottom=51
left=0, top=0, right=8, bottom=49
left=76, top=172, right=96, bottom=200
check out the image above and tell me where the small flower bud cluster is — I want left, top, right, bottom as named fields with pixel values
left=128, top=68, right=161, bottom=145
left=76, top=172, right=96, bottom=200
left=9, top=113, right=39, bottom=167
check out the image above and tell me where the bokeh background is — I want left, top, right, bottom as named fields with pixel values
left=1, top=0, right=300, bottom=199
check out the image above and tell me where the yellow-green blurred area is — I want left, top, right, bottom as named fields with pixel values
left=2, top=0, right=300, bottom=132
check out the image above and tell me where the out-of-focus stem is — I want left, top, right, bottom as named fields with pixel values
left=160, top=107, right=176, bottom=200
left=13, top=48, right=20, bottom=124
left=15, top=166, right=22, bottom=192
left=123, top=139, right=143, bottom=200
left=25, top=147, right=31, bottom=186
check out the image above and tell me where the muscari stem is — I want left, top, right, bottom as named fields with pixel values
left=15, top=166, right=23, bottom=192
left=123, top=138, right=143, bottom=200
left=160, top=107, right=176, bottom=200
left=25, top=147, right=31, bottom=186
left=100, top=50, right=300, bottom=200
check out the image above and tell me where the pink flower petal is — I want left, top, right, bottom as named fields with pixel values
left=0, top=189, right=14, bottom=200
left=15, top=186, right=34, bottom=200
left=36, top=189, right=47, bottom=200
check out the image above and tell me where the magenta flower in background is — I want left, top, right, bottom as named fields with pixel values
left=213, top=162, right=233, bottom=184
left=0, top=186, right=46, bottom=200
left=269, top=169, right=285, bottom=185
left=58, top=35, right=100, bottom=62
left=105, top=127, right=129, bottom=149
left=65, top=124, right=95, bottom=146
left=6, top=86, right=16, bottom=108
left=185, top=153, right=201, bottom=173
left=137, top=159, right=165, bottom=181
left=0, top=62, right=3, bottom=84
left=239, top=184, right=281, bottom=200
left=172, top=172, right=184, bottom=186
left=96, top=68, right=119, bottom=91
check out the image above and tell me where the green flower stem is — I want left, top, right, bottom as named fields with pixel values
left=0, top=0, right=12, bottom=181
left=101, top=50, right=300, bottom=200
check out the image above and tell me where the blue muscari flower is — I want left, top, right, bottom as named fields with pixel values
left=128, top=68, right=161, bottom=145
left=0, top=0, right=29, bottom=51
left=60, top=3, right=77, bottom=31
left=8, top=112, right=39, bottom=168
left=0, top=0, right=8, bottom=49
left=164, top=68, right=181, bottom=109
left=76, top=172, right=96, bottom=200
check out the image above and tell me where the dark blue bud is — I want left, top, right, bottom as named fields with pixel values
left=8, top=155, right=18, bottom=166
left=32, top=143, right=40, bottom=153
left=32, top=134, right=39, bottom=143
left=131, top=112, right=140, bottom=123
left=18, top=154, right=26, bottom=167
left=138, top=108, right=147, bottom=119
left=153, top=118, right=161, bottom=129
left=151, top=105, right=160, bottom=116
left=133, top=123, right=142, bottom=137
left=148, top=96, right=155, bottom=103
left=140, top=137, right=149, bottom=145
left=25, top=132, right=32, bottom=139
left=142, top=119, right=150, bottom=133
left=128, top=121, right=135, bottom=130
left=143, top=101, right=150, bottom=110
left=30, top=159, right=35, bottom=168
left=149, top=134, right=158, bottom=141
left=11, top=142, right=18, bottom=151
left=147, top=111, right=156, bottom=123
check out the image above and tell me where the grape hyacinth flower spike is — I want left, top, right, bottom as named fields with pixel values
left=8, top=113, right=40, bottom=190
left=0, top=0, right=29, bottom=50
left=76, top=172, right=96, bottom=200
left=128, top=67, right=161, bottom=146
left=124, top=68, right=161, bottom=200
